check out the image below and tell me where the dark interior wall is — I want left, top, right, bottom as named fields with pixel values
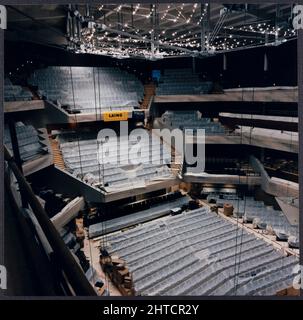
left=216, top=39, right=297, bottom=87
left=4, top=37, right=297, bottom=87
left=155, top=101, right=298, bottom=118
left=204, top=144, right=298, bottom=160
left=144, top=38, right=297, bottom=87
left=4, top=41, right=150, bottom=84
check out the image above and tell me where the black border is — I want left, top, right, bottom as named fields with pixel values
left=0, top=0, right=302, bottom=300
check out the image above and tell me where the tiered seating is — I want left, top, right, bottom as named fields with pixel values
left=207, top=194, right=299, bottom=240
left=89, top=194, right=190, bottom=238
left=28, top=67, right=144, bottom=113
left=264, top=156, right=298, bottom=176
left=140, top=83, right=156, bottom=109
left=161, top=111, right=226, bottom=135
left=4, top=78, right=33, bottom=101
left=200, top=157, right=258, bottom=176
left=4, top=122, right=47, bottom=162
left=156, top=69, right=212, bottom=95
left=105, top=207, right=298, bottom=296
left=58, top=130, right=174, bottom=192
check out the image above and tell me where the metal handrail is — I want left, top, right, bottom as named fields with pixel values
left=4, top=145, right=97, bottom=296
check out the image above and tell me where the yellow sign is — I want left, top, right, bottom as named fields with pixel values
left=103, top=111, right=129, bottom=122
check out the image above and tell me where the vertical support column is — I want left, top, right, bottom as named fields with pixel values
left=155, top=4, right=159, bottom=53
left=264, top=53, right=268, bottom=88
left=201, top=3, right=210, bottom=52
left=223, top=54, right=227, bottom=71
left=200, top=4, right=206, bottom=52
left=206, top=4, right=211, bottom=51
left=117, top=11, right=121, bottom=51
left=265, top=33, right=269, bottom=45
left=85, top=4, right=90, bottom=17
left=71, top=5, right=77, bottom=43
left=275, top=4, right=281, bottom=43
left=67, top=4, right=72, bottom=44
left=131, top=4, right=134, bottom=28
left=150, top=4, right=155, bottom=56
left=76, top=4, right=81, bottom=40
left=66, top=11, right=71, bottom=38
left=75, top=5, right=79, bottom=39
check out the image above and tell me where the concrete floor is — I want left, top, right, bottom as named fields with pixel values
left=83, top=232, right=121, bottom=296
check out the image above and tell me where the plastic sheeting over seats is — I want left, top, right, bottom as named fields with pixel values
left=57, top=130, right=175, bottom=191
left=105, top=206, right=299, bottom=296
left=28, top=66, right=144, bottom=113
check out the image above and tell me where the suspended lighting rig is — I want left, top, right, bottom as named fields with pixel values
left=65, top=4, right=296, bottom=59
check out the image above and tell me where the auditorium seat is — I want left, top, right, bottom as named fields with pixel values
left=104, top=207, right=298, bottom=296
left=57, top=130, right=174, bottom=191
left=4, top=78, right=33, bottom=101
left=161, top=110, right=226, bottom=135
left=206, top=193, right=299, bottom=239
left=28, top=67, right=144, bottom=113
left=156, top=69, right=212, bottom=95
left=4, top=122, right=47, bottom=162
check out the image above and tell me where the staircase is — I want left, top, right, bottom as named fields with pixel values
left=170, top=145, right=184, bottom=177
left=50, top=137, right=66, bottom=170
left=140, top=83, right=156, bottom=109
left=152, top=129, right=183, bottom=178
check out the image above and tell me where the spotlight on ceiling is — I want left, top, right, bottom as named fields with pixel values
left=143, top=51, right=165, bottom=61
